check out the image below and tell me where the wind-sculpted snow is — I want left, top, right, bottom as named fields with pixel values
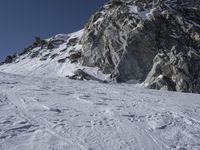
left=0, top=72, right=200, bottom=150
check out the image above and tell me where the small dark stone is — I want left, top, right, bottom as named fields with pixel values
left=58, top=58, right=66, bottom=63
left=47, top=42, right=55, bottom=49
left=67, top=38, right=79, bottom=47
left=50, top=54, right=59, bottom=59
left=68, top=51, right=82, bottom=63
left=60, top=49, right=67, bottom=52
left=30, top=51, right=39, bottom=58
left=40, top=57, right=47, bottom=61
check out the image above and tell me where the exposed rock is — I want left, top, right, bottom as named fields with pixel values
left=50, top=54, right=59, bottom=59
left=81, top=0, right=160, bottom=82
left=4, top=54, right=17, bottom=64
left=67, top=38, right=79, bottom=47
left=19, top=48, right=29, bottom=56
left=30, top=51, right=40, bottom=58
left=47, top=42, right=55, bottom=49
left=40, top=57, right=48, bottom=61
left=51, top=39, right=65, bottom=45
left=57, top=58, right=67, bottom=63
left=60, top=48, right=67, bottom=52
left=67, top=69, right=107, bottom=83
left=47, top=39, right=65, bottom=49
left=43, top=53, right=50, bottom=58
left=4, top=56, right=14, bottom=64
left=34, top=37, right=48, bottom=48
left=17, top=37, right=48, bottom=57
left=1, top=0, right=200, bottom=94
left=0, top=31, right=83, bottom=78
left=145, top=46, right=200, bottom=93
left=67, top=51, right=82, bottom=63
left=81, top=0, right=200, bottom=93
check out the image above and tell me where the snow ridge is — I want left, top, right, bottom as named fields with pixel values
left=0, top=30, right=109, bottom=81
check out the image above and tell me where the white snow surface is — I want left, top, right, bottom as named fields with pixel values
left=0, top=72, right=200, bottom=150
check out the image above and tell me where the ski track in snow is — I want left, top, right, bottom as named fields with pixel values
left=0, top=72, right=200, bottom=150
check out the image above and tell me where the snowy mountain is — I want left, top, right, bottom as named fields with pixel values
left=0, top=0, right=200, bottom=149
left=0, top=30, right=109, bottom=81
left=1, top=0, right=200, bottom=93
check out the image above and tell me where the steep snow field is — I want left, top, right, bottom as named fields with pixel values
left=0, top=30, right=109, bottom=81
left=0, top=72, right=200, bottom=150
left=0, top=30, right=83, bottom=77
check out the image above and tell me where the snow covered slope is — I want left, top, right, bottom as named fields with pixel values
left=0, top=72, right=200, bottom=150
left=0, top=30, right=108, bottom=81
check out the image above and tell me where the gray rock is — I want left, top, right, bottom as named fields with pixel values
left=67, top=69, right=107, bottom=83
left=67, top=51, right=82, bottom=63
left=81, top=0, right=200, bottom=93
left=81, top=0, right=161, bottom=82
left=145, top=46, right=200, bottom=93
left=67, top=38, right=79, bottom=47
left=57, top=58, right=67, bottom=63
left=30, top=51, right=40, bottom=58
left=4, top=55, right=15, bottom=64
left=50, top=54, right=59, bottom=59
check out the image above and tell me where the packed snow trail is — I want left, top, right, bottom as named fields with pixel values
left=0, top=72, right=200, bottom=150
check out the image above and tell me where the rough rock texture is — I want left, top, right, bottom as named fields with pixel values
left=144, top=46, right=200, bottom=93
left=82, top=0, right=159, bottom=82
left=81, top=0, right=200, bottom=93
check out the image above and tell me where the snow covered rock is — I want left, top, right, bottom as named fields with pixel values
left=67, top=69, right=108, bottom=83
left=0, top=31, right=82, bottom=77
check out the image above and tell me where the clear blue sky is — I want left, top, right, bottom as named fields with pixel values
left=0, top=0, right=107, bottom=61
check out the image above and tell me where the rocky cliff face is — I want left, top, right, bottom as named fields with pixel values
left=144, top=46, right=200, bottom=93
left=81, top=0, right=160, bottom=82
left=81, top=0, right=200, bottom=93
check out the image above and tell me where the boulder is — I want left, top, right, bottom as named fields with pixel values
left=67, top=69, right=107, bottom=83
left=68, top=51, right=82, bottom=63
left=4, top=54, right=17, bottom=64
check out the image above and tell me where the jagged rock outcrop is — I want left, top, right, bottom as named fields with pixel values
left=82, top=0, right=159, bottom=82
left=144, top=46, right=200, bottom=93
left=66, top=69, right=107, bottom=83
left=4, top=54, right=17, bottom=64
left=81, top=0, right=200, bottom=93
